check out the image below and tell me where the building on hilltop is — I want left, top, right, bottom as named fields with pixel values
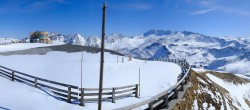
left=30, top=31, right=53, bottom=44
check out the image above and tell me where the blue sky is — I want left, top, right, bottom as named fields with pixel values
left=0, top=0, right=250, bottom=39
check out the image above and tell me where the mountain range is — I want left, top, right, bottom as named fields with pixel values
left=2, top=29, right=250, bottom=75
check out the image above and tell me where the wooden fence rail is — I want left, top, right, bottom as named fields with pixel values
left=114, top=59, right=191, bottom=110
left=0, top=65, right=139, bottom=106
left=78, top=84, right=139, bottom=106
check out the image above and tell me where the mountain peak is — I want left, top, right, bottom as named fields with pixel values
left=143, top=29, right=173, bottom=37
left=108, top=33, right=124, bottom=37
left=143, top=29, right=201, bottom=37
left=75, top=33, right=82, bottom=37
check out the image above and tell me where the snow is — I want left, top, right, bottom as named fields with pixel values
left=193, top=99, right=199, bottom=110
left=0, top=78, right=80, bottom=110
left=0, top=44, right=181, bottom=110
left=0, top=43, right=63, bottom=52
left=206, top=73, right=250, bottom=109
left=221, top=61, right=250, bottom=74
left=0, top=38, right=19, bottom=43
left=192, top=68, right=208, bottom=73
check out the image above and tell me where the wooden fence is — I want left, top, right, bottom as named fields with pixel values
left=114, top=59, right=191, bottom=110
left=79, top=84, right=139, bottom=106
left=0, top=59, right=189, bottom=109
left=0, top=65, right=139, bottom=106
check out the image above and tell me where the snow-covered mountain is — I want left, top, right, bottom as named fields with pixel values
left=0, top=38, right=19, bottom=43
left=18, top=29, right=250, bottom=75
left=102, top=30, right=250, bottom=75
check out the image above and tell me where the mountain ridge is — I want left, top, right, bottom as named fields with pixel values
left=2, top=29, right=250, bottom=75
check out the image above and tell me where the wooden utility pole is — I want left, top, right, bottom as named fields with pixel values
left=139, top=67, right=141, bottom=96
left=80, top=49, right=84, bottom=106
left=98, top=2, right=106, bottom=110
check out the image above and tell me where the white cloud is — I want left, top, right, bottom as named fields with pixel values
left=221, top=7, right=250, bottom=16
left=195, top=0, right=250, bottom=17
left=190, top=8, right=216, bottom=15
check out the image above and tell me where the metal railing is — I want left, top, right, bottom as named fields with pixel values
left=115, top=59, right=191, bottom=110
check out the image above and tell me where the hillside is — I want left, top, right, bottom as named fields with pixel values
left=173, top=70, right=250, bottom=110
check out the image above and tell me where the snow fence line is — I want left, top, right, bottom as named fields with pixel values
left=114, top=59, right=191, bottom=110
left=0, top=65, right=139, bottom=106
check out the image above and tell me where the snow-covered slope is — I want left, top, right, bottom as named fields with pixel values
left=0, top=44, right=181, bottom=110
left=206, top=73, right=250, bottom=109
left=174, top=70, right=250, bottom=110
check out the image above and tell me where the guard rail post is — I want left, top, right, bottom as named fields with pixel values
left=68, top=86, right=71, bottom=103
left=34, top=78, right=38, bottom=88
left=80, top=88, right=85, bottom=106
left=135, top=84, right=139, bottom=98
left=148, top=102, right=153, bottom=110
left=11, top=70, right=14, bottom=81
left=163, top=93, right=169, bottom=108
left=112, top=88, right=116, bottom=103
left=173, top=88, right=178, bottom=99
left=179, top=81, right=184, bottom=91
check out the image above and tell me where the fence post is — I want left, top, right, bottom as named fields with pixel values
left=163, top=93, right=169, bottom=108
left=11, top=71, right=14, bottom=81
left=34, top=78, right=38, bottom=88
left=135, top=84, right=139, bottom=98
left=112, top=88, right=116, bottom=103
left=184, top=77, right=188, bottom=84
left=80, top=88, right=85, bottom=106
left=148, top=102, right=153, bottom=110
left=188, top=69, right=191, bottom=77
left=173, top=88, right=178, bottom=99
left=68, top=86, right=71, bottom=103
left=179, top=82, right=184, bottom=91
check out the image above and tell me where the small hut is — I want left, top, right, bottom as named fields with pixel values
left=30, top=31, right=52, bottom=44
